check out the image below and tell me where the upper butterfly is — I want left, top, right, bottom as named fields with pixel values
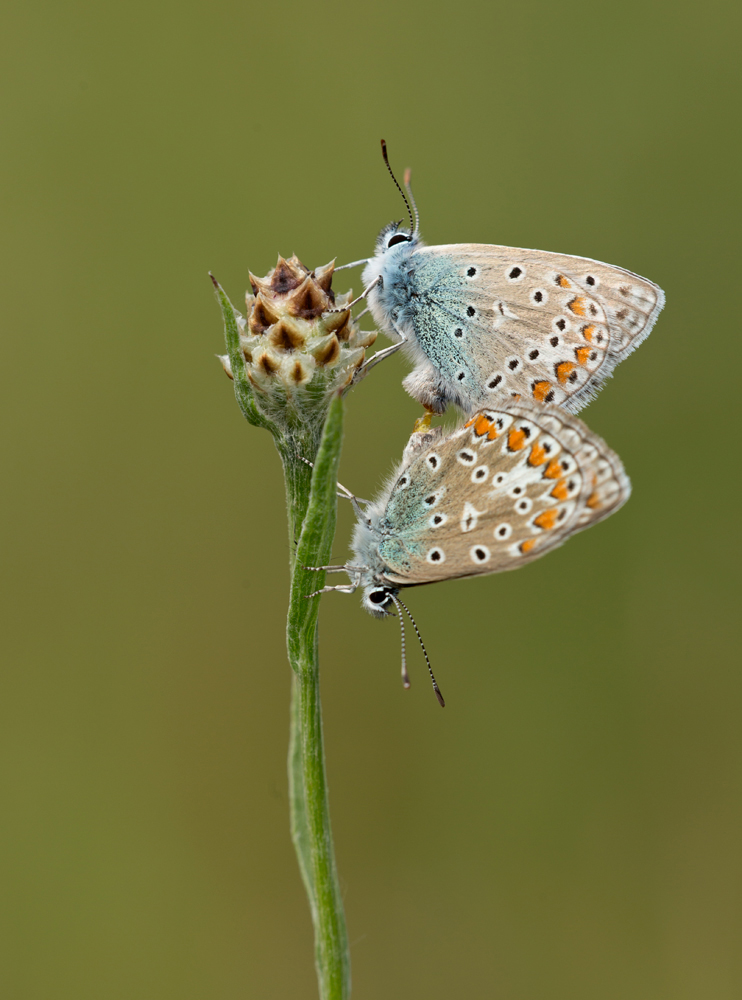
left=354, top=141, right=665, bottom=415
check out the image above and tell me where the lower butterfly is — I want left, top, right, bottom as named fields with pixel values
left=307, top=399, right=630, bottom=705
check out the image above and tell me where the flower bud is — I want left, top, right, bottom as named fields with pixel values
left=218, top=255, right=376, bottom=432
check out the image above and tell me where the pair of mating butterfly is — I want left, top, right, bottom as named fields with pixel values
left=308, top=141, right=665, bottom=705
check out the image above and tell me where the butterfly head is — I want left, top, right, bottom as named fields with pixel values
left=374, top=220, right=417, bottom=254
left=361, top=584, right=398, bottom=618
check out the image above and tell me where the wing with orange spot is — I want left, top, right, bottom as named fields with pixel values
left=376, top=402, right=630, bottom=586
left=404, top=244, right=664, bottom=414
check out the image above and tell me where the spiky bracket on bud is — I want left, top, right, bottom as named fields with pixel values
left=213, top=255, right=375, bottom=436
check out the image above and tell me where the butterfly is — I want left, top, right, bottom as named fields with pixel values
left=308, top=398, right=631, bottom=705
left=343, top=142, right=665, bottom=416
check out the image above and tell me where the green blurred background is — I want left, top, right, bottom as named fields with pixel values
left=1, top=0, right=740, bottom=996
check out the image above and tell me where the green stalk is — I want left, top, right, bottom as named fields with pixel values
left=213, top=278, right=351, bottom=999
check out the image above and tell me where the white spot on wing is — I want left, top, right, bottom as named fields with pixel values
left=460, top=502, right=483, bottom=533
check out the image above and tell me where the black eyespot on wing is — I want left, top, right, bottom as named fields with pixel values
left=424, top=495, right=436, bottom=505
left=457, top=371, right=466, bottom=381
left=550, top=336, right=559, bottom=346
left=509, top=266, right=522, bottom=279
left=488, top=375, right=502, bottom=388
left=545, top=390, right=555, bottom=402
left=467, top=267, right=477, bottom=276
left=508, top=359, right=520, bottom=370
left=534, top=291, right=543, bottom=302
left=556, top=319, right=566, bottom=331
left=466, top=306, right=475, bottom=317
left=529, top=350, right=539, bottom=360
left=454, top=328, right=463, bottom=338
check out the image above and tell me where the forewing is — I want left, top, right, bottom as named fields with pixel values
left=377, top=402, right=630, bottom=586
left=408, top=244, right=664, bottom=412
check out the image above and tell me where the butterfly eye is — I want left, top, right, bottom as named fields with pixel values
left=368, top=589, right=389, bottom=605
left=387, top=233, right=411, bottom=248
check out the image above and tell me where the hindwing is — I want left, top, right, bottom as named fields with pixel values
left=376, top=402, right=630, bottom=585
left=406, top=244, right=664, bottom=412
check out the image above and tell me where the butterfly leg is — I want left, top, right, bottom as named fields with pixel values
left=333, top=258, right=371, bottom=272
left=304, top=583, right=358, bottom=598
left=356, top=314, right=409, bottom=379
left=355, top=336, right=405, bottom=378
left=303, top=566, right=364, bottom=599
left=327, top=275, right=381, bottom=314
left=297, top=457, right=371, bottom=513
left=303, top=565, right=353, bottom=573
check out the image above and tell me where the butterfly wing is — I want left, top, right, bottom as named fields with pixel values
left=376, top=402, right=630, bottom=586
left=403, top=244, right=664, bottom=413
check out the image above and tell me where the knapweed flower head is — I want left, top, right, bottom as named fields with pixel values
left=218, top=255, right=376, bottom=431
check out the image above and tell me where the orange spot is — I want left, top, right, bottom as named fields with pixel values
left=464, top=416, right=476, bottom=428
left=550, top=479, right=570, bottom=501
left=473, top=414, right=493, bottom=437
left=487, top=423, right=500, bottom=440
left=532, top=380, right=552, bottom=402
left=507, top=427, right=527, bottom=451
left=575, top=346, right=592, bottom=365
left=556, top=361, right=576, bottom=385
left=528, top=442, right=547, bottom=466
left=568, top=296, right=587, bottom=316
left=586, top=491, right=602, bottom=509
left=533, top=508, right=559, bottom=530
left=520, top=539, right=536, bottom=554
left=557, top=275, right=571, bottom=288
left=582, top=324, right=596, bottom=342
left=543, top=458, right=562, bottom=479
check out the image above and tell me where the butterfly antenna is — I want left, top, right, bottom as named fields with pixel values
left=380, top=139, right=415, bottom=237
left=394, top=595, right=445, bottom=707
left=388, top=594, right=411, bottom=690
left=403, top=167, right=420, bottom=236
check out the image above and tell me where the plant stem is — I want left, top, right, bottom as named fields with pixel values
left=213, top=277, right=350, bottom=998
left=282, top=398, right=351, bottom=1000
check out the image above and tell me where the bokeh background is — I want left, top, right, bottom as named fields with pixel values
left=2, top=0, right=740, bottom=997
